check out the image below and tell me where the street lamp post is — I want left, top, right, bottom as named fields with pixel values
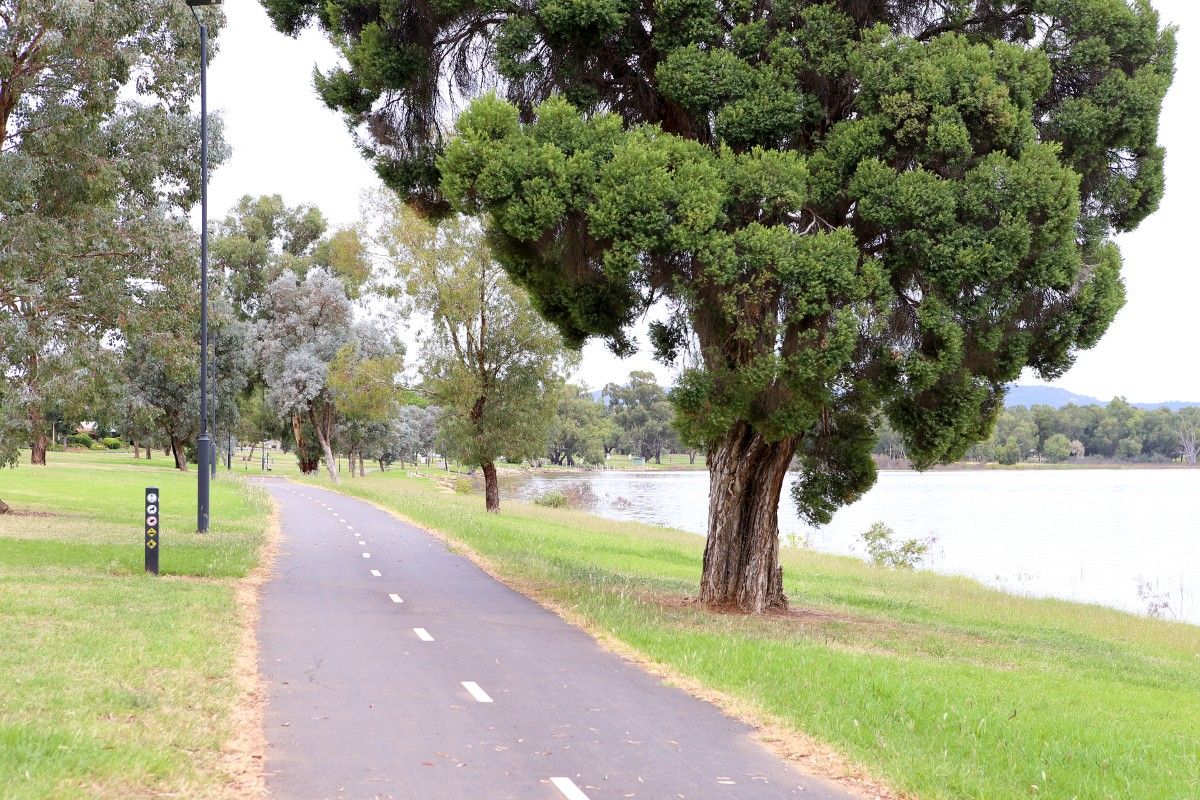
left=188, top=0, right=221, bottom=532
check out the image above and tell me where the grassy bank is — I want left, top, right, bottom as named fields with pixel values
left=300, top=467, right=1200, bottom=800
left=0, top=452, right=270, bottom=799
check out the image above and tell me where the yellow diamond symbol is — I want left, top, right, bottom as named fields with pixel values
left=147, top=540, right=157, bottom=549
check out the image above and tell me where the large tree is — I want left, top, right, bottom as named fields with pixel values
left=257, top=268, right=355, bottom=483
left=0, top=0, right=225, bottom=465
left=123, top=237, right=251, bottom=471
left=270, top=0, right=1174, bottom=611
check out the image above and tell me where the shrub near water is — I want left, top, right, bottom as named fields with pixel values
left=861, top=522, right=931, bottom=569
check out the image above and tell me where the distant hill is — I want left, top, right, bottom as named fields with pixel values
left=1004, top=384, right=1200, bottom=411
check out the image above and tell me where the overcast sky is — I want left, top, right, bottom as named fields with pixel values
left=203, top=1, right=1199, bottom=402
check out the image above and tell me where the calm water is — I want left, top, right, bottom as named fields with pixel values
left=507, top=469, right=1200, bottom=624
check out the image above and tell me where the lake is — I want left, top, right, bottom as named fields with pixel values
left=506, top=468, right=1200, bottom=624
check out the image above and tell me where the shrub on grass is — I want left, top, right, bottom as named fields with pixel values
left=453, top=477, right=474, bottom=494
left=861, top=522, right=931, bottom=570
left=67, top=433, right=94, bottom=448
left=102, top=437, right=122, bottom=450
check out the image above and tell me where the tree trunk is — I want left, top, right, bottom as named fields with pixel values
left=146, top=440, right=152, bottom=460
left=170, top=437, right=188, bottom=471
left=482, top=460, right=499, bottom=512
left=0, top=498, right=9, bottom=514
left=28, top=404, right=47, bottom=465
left=308, top=408, right=340, bottom=484
left=699, top=423, right=797, bottom=613
left=132, top=441, right=140, bottom=459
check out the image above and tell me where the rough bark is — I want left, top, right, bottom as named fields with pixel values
left=132, top=441, right=140, bottom=459
left=482, top=460, right=500, bottom=512
left=0, top=499, right=10, bottom=514
left=699, top=422, right=797, bottom=613
left=170, top=437, right=188, bottom=471
left=28, top=404, right=47, bottom=465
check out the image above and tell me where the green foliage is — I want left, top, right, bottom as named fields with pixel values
left=366, top=197, right=573, bottom=479
left=954, top=400, right=1200, bottom=464
left=0, top=1, right=229, bottom=463
left=66, top=433, right=95, bottom=449
left=101, top=438, right=122, bottom=450
left=1043, top=432, right=1072, bottom=463
left=861, top=522, right=930, bottom=570
left=546, top=384, right=610, bottom=466
left=533, top=491, right=569, bottom=508
left=212, top=195, right=372, bottom=320
left=604, top=372, right=677, bottom=464
left=997, top=437, right=1023, bottom=466
left=272, top=0, right=1173, bottom=531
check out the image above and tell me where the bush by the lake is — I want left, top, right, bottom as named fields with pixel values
left=533, top=491, right=568, bottom=508
left=862, top=522, right=930, bottom=570
left=533, top=482, right=598, bottom=510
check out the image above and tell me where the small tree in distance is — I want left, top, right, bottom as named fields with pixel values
left=371, top=202, right=573, bottom=511
left=1043, top=433, right=1072, bottom=463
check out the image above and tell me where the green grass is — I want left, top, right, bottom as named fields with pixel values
left=299, top=466, right=1200, bottom=800
left=0, top=452, right=269, bottom=799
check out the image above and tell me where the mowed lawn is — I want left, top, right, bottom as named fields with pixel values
left=0, top=451, right=269, bottom=799
left=301, top=467, right=1200, bottom=800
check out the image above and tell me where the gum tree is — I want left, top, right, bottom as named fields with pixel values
left=257, top=268, right=355, bottom=483
left=374, top=208, right=571, bottom=511
left=267, top=0, right=1173, bottom=611
left=0, top=1, right=225, bottom=465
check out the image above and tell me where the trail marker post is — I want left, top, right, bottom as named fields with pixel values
left=145, top=488, right=160, bottom=575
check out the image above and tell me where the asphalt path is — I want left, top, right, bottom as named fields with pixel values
left=257, top=479, right=855, bottom=800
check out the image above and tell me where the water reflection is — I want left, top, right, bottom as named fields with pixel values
left=506, top=469, right=1200, bottom=624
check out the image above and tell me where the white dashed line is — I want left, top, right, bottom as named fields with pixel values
left=389, top=594, right=403, bottom=604
left=370, top=569, right=381, bottom=577
left=461, top=681, right=493, bottom=703
left=413, top=627, right=434, bottom=642
left=362, top=552, right=371, bottom=559
left=550, top=777, right=591, bottom=800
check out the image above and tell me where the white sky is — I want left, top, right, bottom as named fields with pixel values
left=204, top=0, right=1199, bottom=401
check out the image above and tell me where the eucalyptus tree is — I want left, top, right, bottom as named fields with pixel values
left=212, top=195, right=369, bottom=320
left=0, top=380, right=22, bottom=513
left=257, top=268, right=355, bottom=482
left=373, top=207, right=572, bottom=511
left=546, top=385, right=610, bottom=467
left=604, top=373, right=678, bottom=464
left=0, top=0, right=226, bottom=465
left=329, top=323, right=404, bottom=476
left=270, top=0, right=1173, bottom=611
left=123, top=238, right=251, bottom=471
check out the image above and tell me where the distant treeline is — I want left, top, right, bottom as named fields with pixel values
left=876, top=399, right=1200, bottom=465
